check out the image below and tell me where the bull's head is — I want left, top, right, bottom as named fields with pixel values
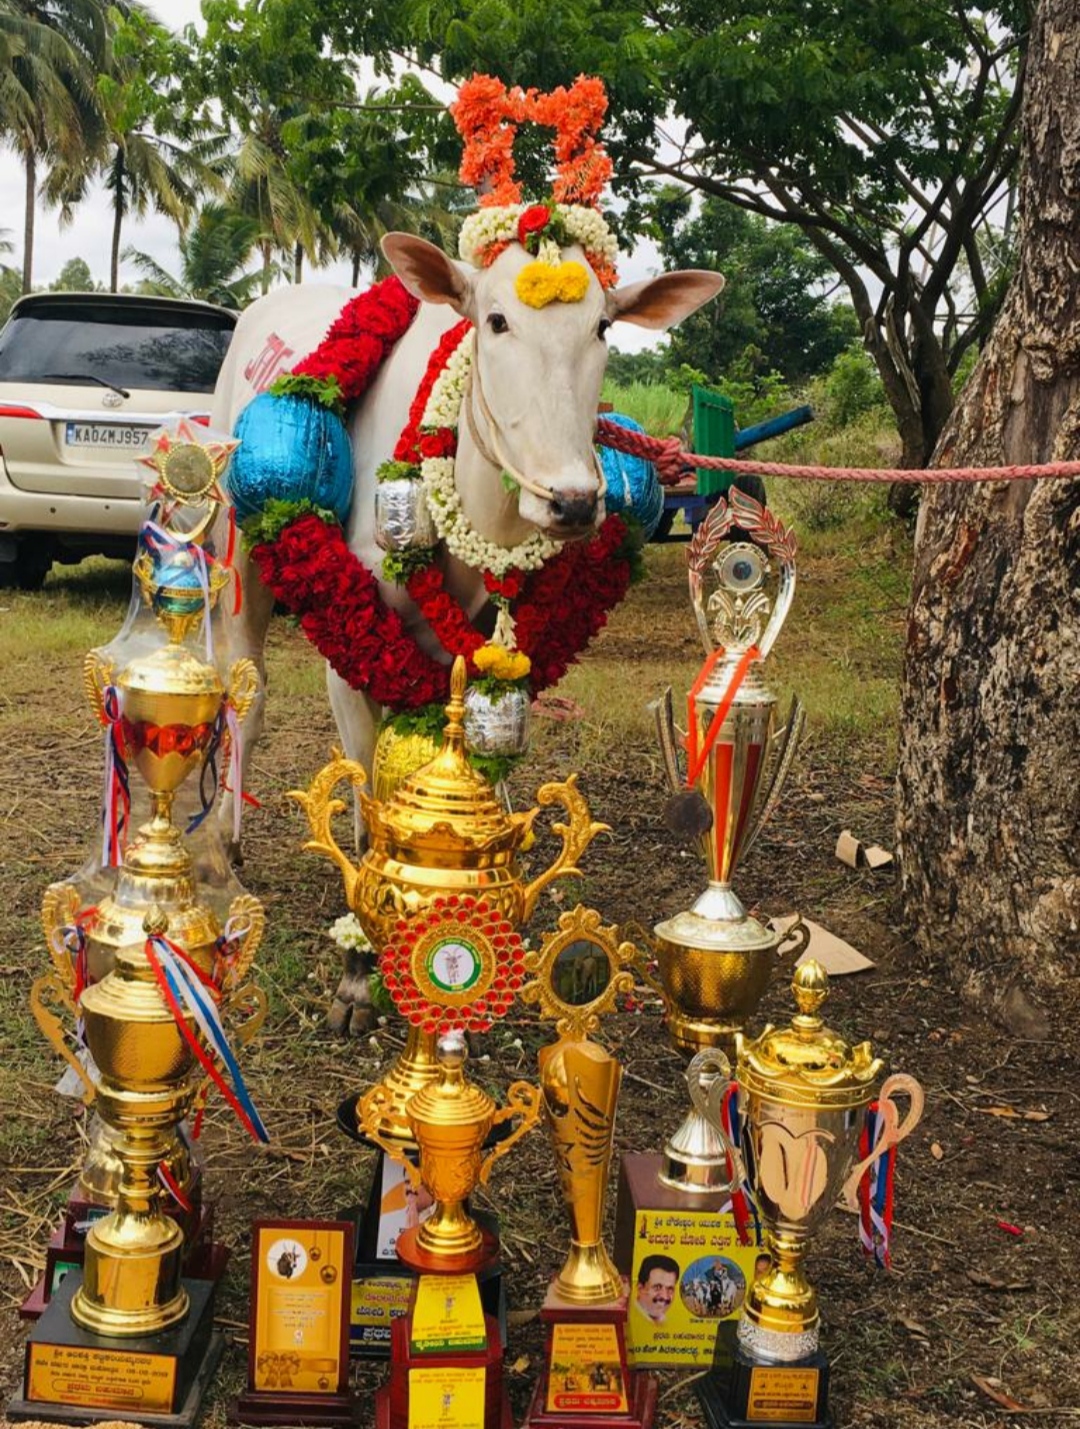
left=383, top=232, right=724, bottom=540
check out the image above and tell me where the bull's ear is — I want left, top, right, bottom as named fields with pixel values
left=382, top=233, right=475, bottom=317
left=607, top=269, right=725, bottom=331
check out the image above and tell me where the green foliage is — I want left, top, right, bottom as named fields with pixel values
left=646, top=191, right=858, bottom=383
left=601, top=379, right=686, bottom=437
left=818, top=344, right=886, bottom=428
left=269, top=373, right=344, bottom=411
left=240, top=498, right=339, bottom=549
left=49, top=257, right=100, bottom=291
left=376, top=460, right=421, bottom=483
left=381, top=547, right=433, bottom=583
left=0, top=266, right=21, bottom=326
left=124, top=203, right=266, bottom=308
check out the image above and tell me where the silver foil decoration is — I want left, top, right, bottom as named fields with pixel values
left=464, top=687, right=531, bottom=756
left=375, top=479, right=437, bottom=551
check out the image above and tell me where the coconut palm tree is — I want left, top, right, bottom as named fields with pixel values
left=0, top=0, right=107, bottom=291
left=124, top=203, right=270, bottom=309
left=227, top=110, right=329, bottom=294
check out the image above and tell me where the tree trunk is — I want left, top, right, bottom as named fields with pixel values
left=351, top=250, right=361, bottom=287
left=22, top=150, right=35, bottom=294
left=896, top=0, right=1080, bottom=1037
left=293, top=241, right=303, bottom=284
left=109, top=160, right=124, bottom=294
left=261, top=242, right=272, bottom=295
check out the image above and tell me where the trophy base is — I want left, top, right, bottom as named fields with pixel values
left=522, top=1281, right=657, bottom=1429
left=378, top=1282, right=510, bottom=1429
left=20, top=1177, right=228, bottom=1322
left=232, top=1390, right=356, bottom=1427
left=11, top=1271, right=222, bottom=1428
left=613, top=1153, right=763, bottom=1371
left=696, top=1322, right=832, bottom=1429
left=343, top=1157, right=506, bottom=1359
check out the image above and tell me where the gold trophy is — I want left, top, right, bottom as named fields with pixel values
left=291, top=657, right=605, bottom=1150
left=520, top=907, right=658, bottom=1429
left=360, top=1034, right=541, bottom=1273
left=651, top=490, right=808, bottom=1193
left=32, top=425, right=262, bottom=1222
left=691, top=962, right=924, bottom=1428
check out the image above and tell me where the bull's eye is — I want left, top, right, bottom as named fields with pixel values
left=488, top=312, right=509, bottom=334
left=598, top=318, right=612, bottom=340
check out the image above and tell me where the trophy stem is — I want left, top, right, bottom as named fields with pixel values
left=738, top=1226, right=819, bottom=1363
left=554, top=1240, right=624, bottom=1306
left=659, top=1102, right=738, bottom=1195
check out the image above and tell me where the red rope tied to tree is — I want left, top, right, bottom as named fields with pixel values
left=594, top=418, right=1080, bottom=485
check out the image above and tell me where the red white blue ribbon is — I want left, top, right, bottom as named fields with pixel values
left=144, top=933, right=269, bottom=1144
left=720, top=1082, right=759, bottom=1246
left=185, top=699, right=245, bottom=845
left=156, top=1159, right=194, bottom=1212
left=100, top=686, right=130, bottom=868
left=858, top=1100, right=896, bottom=1268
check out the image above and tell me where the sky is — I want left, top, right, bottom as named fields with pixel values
left=0, top=0, right=664, bottom=354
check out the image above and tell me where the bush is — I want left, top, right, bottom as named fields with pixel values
left=819, top=343, right=887, bottom=427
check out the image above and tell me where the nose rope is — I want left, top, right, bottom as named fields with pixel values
left=465, top=352, right=607, bottom=505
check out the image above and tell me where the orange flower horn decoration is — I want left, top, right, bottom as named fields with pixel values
left=451, top=73, right=613, bottom=210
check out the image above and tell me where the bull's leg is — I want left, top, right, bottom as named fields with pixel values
left=325, top=669, right=381, bottom=1035
left=217, top=540, right=276, bottom=865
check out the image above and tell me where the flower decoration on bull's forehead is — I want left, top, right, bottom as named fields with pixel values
left=452, top=73, right=620, bottom=303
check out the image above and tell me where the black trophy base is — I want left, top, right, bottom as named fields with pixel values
left=696, top=1322, right=832, bottom=1429
left=10, top=1272, right=222, bottom=1429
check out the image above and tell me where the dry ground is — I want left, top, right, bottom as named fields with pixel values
left=1, top=503, right=1078, bottom=1428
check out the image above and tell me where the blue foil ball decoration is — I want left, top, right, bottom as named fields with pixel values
left=227, top=392, right=354, bottom=523
left=597, top=412, right=664, bottom=540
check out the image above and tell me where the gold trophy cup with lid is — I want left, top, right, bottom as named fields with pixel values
left=651, top=490, right=808, bottom=1193
left=291, top=657, right=606, bottom=1149
left=690, top=962, right=924, bottom=1428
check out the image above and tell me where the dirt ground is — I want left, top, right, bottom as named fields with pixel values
left=1, top=532, right=1078, bottom=1428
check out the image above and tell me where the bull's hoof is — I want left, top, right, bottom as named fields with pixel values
left=328, top=947, right=375, bottom=1037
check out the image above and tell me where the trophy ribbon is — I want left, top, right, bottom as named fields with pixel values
left=840, top=1072, right=925, bottom=1211
left=100, top=684, right=131, bottom=868
left=144, top=931, right=271, bottom=1143
left=685, top=642, right=762, bottom=786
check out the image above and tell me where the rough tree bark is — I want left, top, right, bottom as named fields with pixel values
left=896, top=0, right=1080, bottom=1037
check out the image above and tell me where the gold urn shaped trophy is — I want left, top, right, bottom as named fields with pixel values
left=13, top=426, right=269, bottom=1427
left=353, top=887, right=545, bottom=1429
left=291, top=655, right=605, bottom=1334
left=519, top=907, right=658, bottom=1429
left=692, top=962, right=924, bottom=1429
left=651, top=490, right=808, bottom=1194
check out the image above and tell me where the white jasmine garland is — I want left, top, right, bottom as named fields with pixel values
left=329, top=912, right=371, bottom=952
left=458, top=203, right=619, bottom=279
left=417, top=327, right=557, bottom=577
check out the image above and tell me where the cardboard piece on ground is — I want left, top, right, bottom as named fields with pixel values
left=771, top=914, right=875, bottom=975
left=835, top=828, right=894, bottom=870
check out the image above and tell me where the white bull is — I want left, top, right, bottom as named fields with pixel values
left=211, top=234, right=723, bottom=831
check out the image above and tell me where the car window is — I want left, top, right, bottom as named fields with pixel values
left=0, top=305, right=234, bottom=393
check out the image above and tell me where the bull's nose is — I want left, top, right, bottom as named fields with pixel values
left=549, top=490, right=597, bottom=527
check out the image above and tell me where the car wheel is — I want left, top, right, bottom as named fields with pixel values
left=14, top=545, right=52, bottom=590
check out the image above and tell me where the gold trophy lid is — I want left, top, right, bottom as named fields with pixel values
left=406, top=1032, right=496, bottom=1129
left=364, top=658, right=535, bottom=858
left=118, top=641, right=224, bottom=699
left=739, top=960, right=883, bottom=1107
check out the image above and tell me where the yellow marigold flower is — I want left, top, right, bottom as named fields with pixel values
left=556, top=261, right=590, bottom=303
left=515, top=261, right=561, bottom=308
left=473, top=644, right=503, bottom=673
left=499, top=650, right=532, bottom=681
left=473, top=644, right=532, bottom=681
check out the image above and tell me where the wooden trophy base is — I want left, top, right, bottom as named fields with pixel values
left=343, top=1166, right=505, bottom=1359
left=378, top=1275, right=509, bottom=1429
left=523, top=1282, right=657, bottom=1429
left=9, top=1271, right=222, bottom=1429
left=696, top=1322, right=832, bottom=1429
left=613, top=1152, right=763, bottom=1371
left=233, top=1390, right=356, bottom=1427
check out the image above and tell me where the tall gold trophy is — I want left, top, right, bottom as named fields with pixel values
left=291, top=659, right=604, bottom=1177
left=520, top=907, right=658, bottom=1429
left=691, top=962, right=924, bottom=1429
left=14, top=427, right=268, bottom=1426
left=652, top=490, right=808, bottom=1193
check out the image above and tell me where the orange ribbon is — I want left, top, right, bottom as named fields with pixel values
left=685, top=645, right=761, bottom=789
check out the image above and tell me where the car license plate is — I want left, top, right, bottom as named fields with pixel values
left=65, top=422, right=152, bottom=450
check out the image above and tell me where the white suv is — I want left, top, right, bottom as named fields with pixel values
left=0, top=292, right=236, bottom=587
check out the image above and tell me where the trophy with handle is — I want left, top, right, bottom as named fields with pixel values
left=652, top=490, right=808, bottom=1193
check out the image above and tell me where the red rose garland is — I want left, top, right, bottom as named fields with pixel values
left=286, top=275, right=419, bottom=400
